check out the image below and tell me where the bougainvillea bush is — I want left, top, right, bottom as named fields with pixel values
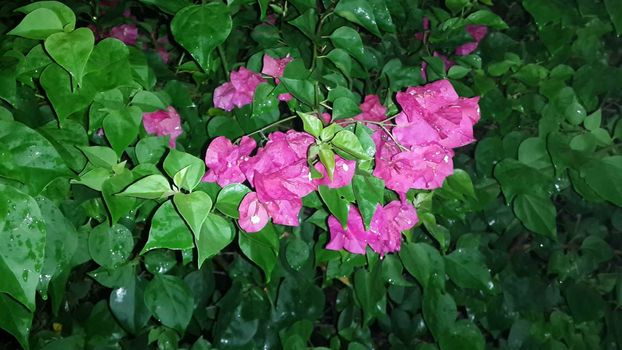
left=0, top=0, right=621, bottom=348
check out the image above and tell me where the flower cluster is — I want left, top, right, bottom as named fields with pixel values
left=142, top=106, right=183, bottom=147
left=213, top=54, right=293, bottom=111
left=373, top=79, right=479, bottom=197
left=204, top=58, right=480, bottom=255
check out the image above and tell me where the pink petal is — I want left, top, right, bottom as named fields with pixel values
left=314, top=155, right=356, bottom=188
left=109, top=24, right=138, bottom=45
left=238, top=192, right=270, bottom=233
left=326, top=206, right=371, bottom=255
left=265, top=198, right=301, bottom=226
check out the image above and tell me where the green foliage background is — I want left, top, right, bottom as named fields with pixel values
left=0, top=0, right=621, bottom=349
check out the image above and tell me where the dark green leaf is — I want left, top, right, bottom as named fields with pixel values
left=144, top=275, right=194, bottom=333
left=513, top=194, right=557, bottom=239
left=143, top=200, right=194, bottom=252
left=197, top=214, right=235, bottom=267
left=216, top=183, right=251, bottom=218
left=335, top=0, right=382, bottom=37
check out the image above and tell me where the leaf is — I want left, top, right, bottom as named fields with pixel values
left=326, top=49, right=353, bottom=78
left=466, top=10, right=508, bottom=29
left=439, top=320, right=485, bottom=350
left=238, top=224, right=279, bottom=282
left=0, top=120, right=72, bottom=194
left=298, top=111, right=323, bottom=138
left=331, top=130, right=370, bottom=160
left=354, top=264, right=386, bottom=325
left=35, top=197, right=78, bottom=301
left=118, top=175, right=173, bottom=199
left=0, top=183, right=47, bottom=311
left=605, top=0, right=622, bottom=35
left=143, top=201, right=194, bottom=252
left=110, top=277, right=152, bottom=334
left=285, top=238, right=310, bottom=271
left=16, top=1, right=76, bottom=31
left=580, top=156, right=622, bottom=206
left=332, top=97, right=361, bottom=121
left=352, top=174, right=384, bottom=229
left=197, top=214, right=235, bottom=267
left=0, top=293, right=33, bottom=350
left=329, top=27, right=369, bottom=69
left=103, top=106, right=142, bottom=157
left=565, top=283, right=606, bottom=323
left=102, top=168, right=136, bottom=224
left=319, top=145, right=336, bottom=181
left=335, top=0, right=382, bottom=37
left=252, top=83, right=278, bottom=118
left=513, top=194, right=557, bottom=239
left=7, top=8, right=64, bottom=40
left=139, top=0, right=191, bottom=14
left=0, top=57, right=17, bottom=107
left=38, top=120, right=88, bottom=172
left=88, top=223, right=134, bottom=269
left=135, top=137, right=168, bottom=164
left=171, top=3, right=232, bottom=71
left=173, top=191, right=213, bottom=236
left=280, top=77, right=316, bottom=107
left=422, top=286, right=457, bottom=341
left=444, top=247, right=492, bottom=290
left=400, top=242, right=445, bottom=289
left=369, top=0, right=395, bottom=33
left=289, top=8, right=318, bottom=39
left=318, top=185, right=350, bottom=228
left=80, top=146, right=118, bottom=168
left=40, top=64, right=95, bottom=125
left=44, top=28, right=94, bottom=88
left=494, top=159, right=551, bottom=201
left=163, top=149, right=205, bottom=191
left=144, top=275, right=194, bottom=333
left=216, top=183, right=252, bottom=218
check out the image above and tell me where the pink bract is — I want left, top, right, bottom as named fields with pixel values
left=262, top=54, right=293, bottom=84
left=213, top=67, right=265, bottom=111
left=238, top=192, right=302, bottom=232
left=109, top=24, right=138, bottom=45
left=314, top=155, right=356, bottom=188
left=202, top=136, right=256, bottom=187
left=142, top=106, right=183, bottom=147
left=393, top=79, right=480, bottom=149
left=455, top=25, right=488, bottom=56
left=354, top=95, right=387, bottom=122
left=369, top=201, right=418, bottom=255
left=326, top=206, right=372, bottom=255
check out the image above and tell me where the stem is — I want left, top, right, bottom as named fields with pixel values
left=174, top=51, right=186, bottom=74
left=238, top=115, right=298, bottom=140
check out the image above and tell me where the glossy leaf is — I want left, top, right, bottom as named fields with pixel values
left=335, top=0, right=382, bottom=37
left=173, top=191, right=213, bottom=236
left=88, top=223, right=134, bottom=269
left=197, top=214, right=235, bottom=267
left=216, top=183, right=252, bottom=218
left=144, top=275, right=194, bottom=333
left=44, top=28, right=94, bottom=88
left=143, top=201, right=194, bottom=252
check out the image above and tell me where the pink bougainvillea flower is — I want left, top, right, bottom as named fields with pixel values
left=354, top=95, right=387, bottom=122
left=421, top=52, right=454, bottom=81
left=414, top=17, right=430, bottom=42
left=156, top=37, right=170, bottom=64
left=238, top=192, right=302, bottom=232
left=202, top=136, right=256, bottom=187
left=254, top=160, right=317, bottom=202
left=108, top=24, right=138, bottom=45
left=393, top=79, right=480, bottom=149
left=213, top=67, right=265, bottom=111
left=238, top=192, right=270, bottom=232
left=321, top=112, right=332, bottom=124
left=314, top=155, right=356, bottom=188
left=241, top=130, right=316, bottom=201
left=408, top=143, right=454, bottom=190
left=455, top=25, right=488, bottom=56
left=326, top=206, right=373, bottom=255
left=142, top=106, right=182, bottom=147
left=262, top=54, right=293, bottom=84
left=369, top=201, right=418, bottom=255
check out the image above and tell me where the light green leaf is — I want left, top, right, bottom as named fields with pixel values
left=88, top=223, right=134, bottom=269
left=44, top=28, right=94, bottom=88
left=331, top=130, right=370, bottom=160
left=16, top=1, right=76, bottom=31
left=298, top=111, right=323, bottom=138
left=216, top=183, right=252, bottom=218
left=118, top=175, right=173, bottom=199
left=352, top=174, right=384, bottom=229
left=163, top=149, right=205, bottom=191
left=103, top=106, right=142, bottom=157
left=196, top=214, right=235, bottom=267
left=143, top=201, right=195, bottom=252
left=0, top=293, right=33, bottom=350
left=335, top=0, right=382, bottom=37
left=173, top=191, right=212, bottom=236
left=7, top=8, right=64, bottom=40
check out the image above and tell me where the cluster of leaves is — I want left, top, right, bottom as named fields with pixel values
left=0, top=0, right=621, bottom=349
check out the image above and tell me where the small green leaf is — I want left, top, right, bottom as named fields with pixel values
left=352, top=174, right=384, bottom=229
left=103, top=106, right=142, bottom=157
left=605, top=0, right=622, bottom=35
left=318, top=185, right=349, bottom=227
left=88, top=223, right=134, bottom=269
left=331, top=130, right=370, bottom=160
left=332, top=97, right=361, bottom=121
left=445, top=248, right=492, bottom=290
left=216, top=183, right=252, bottom=218
left=143, top=201, right=194, bottom=252
left=252, top=83, right=278, bottom=118
left=163, top=149, right=205, bottom=191
left=447, top=65, right=471, bottom=79
left=196, top=214, right=235, bottom=267
left=16, top=1, right=76, bottom=31
left=326, top=49, right=352, bottom=78
left=466, top=10, right=508, bottom=29
left=80, top=146, right=118, bottom=168
left=319, top=145, right=336, bottom=181
left=118, top=175, right=173, bottom=199
left=144, top=275, right=194, bottom=333
left=298, top=111, right=323, bottom=138
left=335, top=0, right=382, bottom=37
left=580, top=156, right=622, bottom=206
left=329, top=27, right=370, bottom=69
left=422, top=286, right=457, bottom=341
left=238, top=224, right=279, bottom=282
left=174, top=191, right=212, bottom=237
left=513, top=194, right=557, bottom=239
